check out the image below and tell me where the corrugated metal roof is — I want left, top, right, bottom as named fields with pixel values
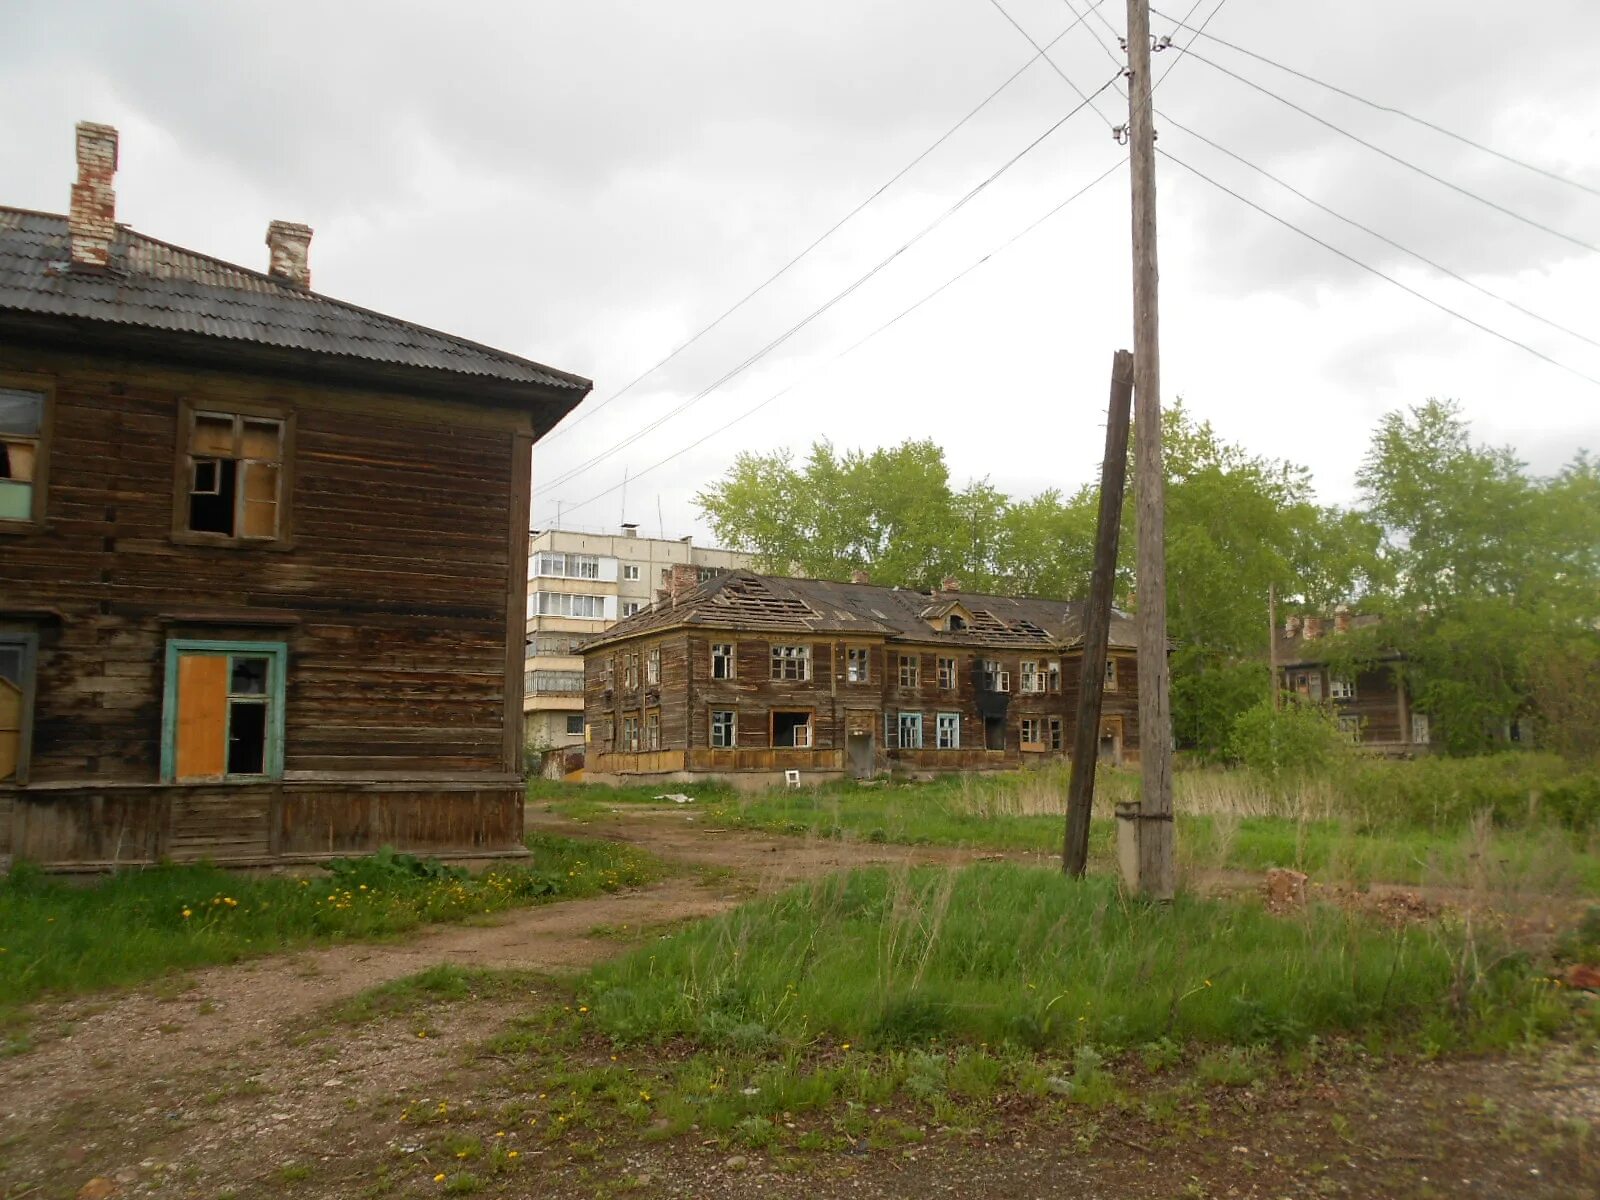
left=585, top=570, right=1140, bottom=651
left=0, top=208, right=589, bottom=392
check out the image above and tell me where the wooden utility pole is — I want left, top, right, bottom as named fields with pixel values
left=1063, top=351, right=1134, bottom=877
left=1126, top=0, right=1175, bottom=900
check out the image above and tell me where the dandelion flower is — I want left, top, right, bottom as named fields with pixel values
left=434, top=1173, right=446, bottom=1183
left=508, top=1150, right=519, bottom=1159
left=181, top=909, right=192, bottom=919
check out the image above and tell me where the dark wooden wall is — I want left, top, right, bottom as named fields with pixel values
left=584, top=631, right=1143, bottom=773
left=0, top=345, right=534, bottom=863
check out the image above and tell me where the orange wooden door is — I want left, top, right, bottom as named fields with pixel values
left=175, top=655, right=228, bottom=779
left=0, top=677, right=21, bottom=780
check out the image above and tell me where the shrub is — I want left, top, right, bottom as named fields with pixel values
left=1227, top=700, right=1350, bottom=782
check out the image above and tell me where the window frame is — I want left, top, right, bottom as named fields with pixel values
left=644, top=708, right=661, bottom=751
left=1329, top=676, right=1356, bottom=701
left=710, top=708, right=738, bottom=749
left=937, top=657, right=957, bottom=689
left=982, top=660, right=1010, bottom=693
left=621, top=563, right=641, bottom=581
left=1021, top=716, right=1044, bottom=750
left=1104, top=657, right=1119, bottom=691
left=0, top=375, right=54, bottom=533
left=160, top=638, right=288, bottom=783
left=1337, top=714, right=1362, bottom=742
left=1048, top=716, right=1064, bottom=752
left=898, top=654, right=920, bottom=688
left=845, top=645, right=871, bottom=684
left=935, top=711, right=960, bottom=750
left=898, top=711, right=924, bottom=750
left=770, top=643, right=811, bottom=682
left=646, top=646, right=661, bottom=686
left=711, top=642, right=736, bottom=680
left=621, top=601, right=642, bottom=618
left=564, top=712, right=585, bottom=737
left=1047, top=662, right=1061, bottom=693
left=0, top=630, right=39, bottom=784
left=170, top=398, right=296, bottom=550
left=1019, top=661, right=1041, bottom=694
left=770, top=708, right=815, bottom=749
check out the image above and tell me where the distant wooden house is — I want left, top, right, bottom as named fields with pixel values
left=1275, top=610, right=1431, bottom=753
left=0, top=122, right=590, bottom=867
left=581, top=567, right=1142, bottom=785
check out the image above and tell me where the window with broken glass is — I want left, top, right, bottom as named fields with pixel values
left=0, top=385, right=49, bottom=526
left=770, top=644, right=810, bottom=681
left=180, top=408, right=288, bottom=544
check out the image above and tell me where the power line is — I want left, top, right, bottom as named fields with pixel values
left=549, top=158, right=1128, bottom=521
left=1148, top=4, right=1600, bottom=200
left=536, top=70, right=1125, bottom=497
left=985, top=0, right=1117, bottom=127
left=539, top=0, right=1117, bottom=446
left=1153, top=0, right=1230, bottom=89
left=1157, top=108, right=1600, bottom=350
left=1172, top=44, right=1600, bottom=253
left=1156, top=146, right=1600, bottom=388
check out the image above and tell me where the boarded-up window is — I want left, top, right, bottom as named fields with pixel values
left=0, top=387, right=46, bottom=524
left=184, top=411, right=286, bottom=540
left=0, top=635, right=37, bottom=782
left=162, top=640, right=286, bottom=782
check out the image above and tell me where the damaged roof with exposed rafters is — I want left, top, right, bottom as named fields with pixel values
left=583, top=570, right=1139, bottom=651
left=0, top=207, right=591, bottom=394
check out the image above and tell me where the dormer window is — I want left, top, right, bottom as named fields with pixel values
left=947, top=614, right=966, bottom=631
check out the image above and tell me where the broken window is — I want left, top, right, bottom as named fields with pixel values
left=183, top=411, right=285, bottom=541
left=846, top=646, right=870, bottom=684
left=1337, top=714, right=1362, bottom=742
left=1291, top=670, right=1323, bottom=702
left=1021, top=718, right=1043, bottom=748
left=1048, top=717, right=1064, bottom=752
left=982, top=660, right=1010, bottom=693
left=0, top=634, right=38, bottom=783
left=1411, top=713, right=1430, bottom=745
left=898, top=655, right=919, bottom=688
left=646, top=647, right=661, bottom=686
left=984, top=716, right=1006, bottom=751
left=623, top=653, right=639, bottom=690
left=1329, top=676, right=1356, bottom=701
left=711, top=643, right=735, bottom=679
left=1104, top=658, right=1119, bottom=691
left=936, top=712, right=959, bottom=750
left=947, top=614, right=966, bottom=631
left=770, top=644, right=810, bottom=681
left=772, top=710, right=813, bottom=749
left=162, top=640, right=286, bottom=782
left=897, top=712, right=923, bottom=750
left=622, top=715, right=641, bottom=752
left=1020, top=661, right=1042, bottom=693
left=0, top=386, right=46, bottom=524
left=710, top=709, right=737, bottom=748
left=937, top=657, right=957, bottom=689
left=644, top=709, right=660, bottom=751
left=1046, top=662, right=1061, bottom=693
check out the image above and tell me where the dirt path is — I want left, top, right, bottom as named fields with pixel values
left=1, top=808, right=1595, bottom=1200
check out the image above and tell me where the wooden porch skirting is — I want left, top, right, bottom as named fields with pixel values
left=0, top=778, right=526, bottom=870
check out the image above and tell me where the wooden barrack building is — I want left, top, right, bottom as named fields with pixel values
left=582, top=567, right=1143, bottom=786
left=0, top=122, right=590, bottom=868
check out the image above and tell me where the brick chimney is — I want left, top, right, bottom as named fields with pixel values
left=1284, top=615, right=1302, bottom=638
left=657, top=562, right=701, bottom=605
left=265, top=220, right=313, bottom=288
left=1303, top=616, right=1325, bottom=640
left=1334, top=605, right=1352, bottom=634
left=69, top=121, right=119, bottom=269
left=849, top=569, right=870, bottom=585
left=940, top=576, right=961, bottom=593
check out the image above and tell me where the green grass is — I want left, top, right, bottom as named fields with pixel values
left=324, top=964, right=546, bottom=1027
left=0, top=833, right=664, bottom=1034
left=585, top=863, right=1577, bottom=1054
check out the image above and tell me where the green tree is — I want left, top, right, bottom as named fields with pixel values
left=1355, top=400, right=1599, bottom=755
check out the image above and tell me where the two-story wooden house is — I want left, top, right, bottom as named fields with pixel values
left=0, top=122, right=591, bottom=867
left=581, top=567, right=1141, bottom=785
left=1275, top=610, right=1431, bottom=753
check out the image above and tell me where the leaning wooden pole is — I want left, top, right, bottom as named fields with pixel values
left=1063, top=350, right=1134, bottom=877
left=1127, top=0, right=1175, bottom=899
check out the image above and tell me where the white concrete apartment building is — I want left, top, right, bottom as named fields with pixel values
left=523, top=525, right=753, bottom=751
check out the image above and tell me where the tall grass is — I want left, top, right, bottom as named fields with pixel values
left=587, top=863, right=1569, bottom=1053
left=0, top=834, right=662, bottom=1022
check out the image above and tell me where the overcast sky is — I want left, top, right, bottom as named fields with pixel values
left=4, top=0, right=1597, bottom=541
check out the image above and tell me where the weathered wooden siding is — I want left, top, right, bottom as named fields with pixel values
left=583, top=631, right=1145, bottom=776
left=0, top=346, right=533, bottom=864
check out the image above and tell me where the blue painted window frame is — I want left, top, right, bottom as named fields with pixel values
left=160, top=638, right=287, bottom=782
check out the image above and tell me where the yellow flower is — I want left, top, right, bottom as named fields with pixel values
left=417, top=1031, right=427, bottom=1038
left=433, top=1174, right=445, bottom=1183
left=495, top=1131, right=505, bottom=1138
left=508, top=1150, right=519, bottom=1159
left=639, top=1091, right=651, bottom=1101
left=841, top=1042, right=851, bottom=1051
left=578, top=1006, right=589, bottom=1013
left=181, top=909, right=192, bottom=919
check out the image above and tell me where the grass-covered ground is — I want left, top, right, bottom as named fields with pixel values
left=0, top=833, right=663, bottom=1036
left=531, top=754, right=1600, bottom=895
